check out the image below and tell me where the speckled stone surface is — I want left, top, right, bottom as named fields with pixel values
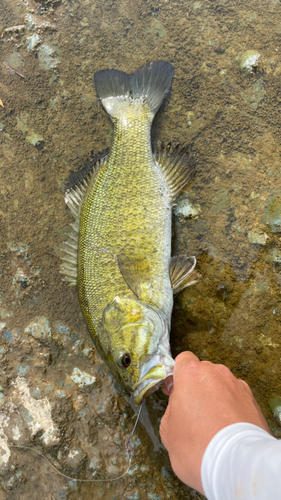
left=1, top=0, right=281, bottom=498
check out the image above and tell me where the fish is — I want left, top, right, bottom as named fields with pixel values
left=60, top=60, right=199, bottom=404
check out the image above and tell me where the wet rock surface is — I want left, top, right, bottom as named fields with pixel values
left=1, top=0, right=281, bottom=498
left=0, top=302, right=188, bottom=499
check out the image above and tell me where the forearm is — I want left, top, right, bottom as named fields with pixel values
left=201, top=423, right=281, bottom=500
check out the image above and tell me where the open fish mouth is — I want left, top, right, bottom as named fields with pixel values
left=133, top=355, right=175, bottom=404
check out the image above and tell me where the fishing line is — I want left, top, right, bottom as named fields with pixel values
left=10, top=401, right=143, bottom=483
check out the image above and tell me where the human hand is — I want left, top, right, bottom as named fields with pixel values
left=160, top=351, right=271, bottom=494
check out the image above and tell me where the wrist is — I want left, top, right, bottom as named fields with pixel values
left=201, top=423, right=274, bottom=500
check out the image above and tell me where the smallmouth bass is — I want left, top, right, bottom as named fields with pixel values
left=61, top=61, right=199, bottom=404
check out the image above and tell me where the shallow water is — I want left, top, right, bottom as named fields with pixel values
left=0, top=0, right=281, bottom=498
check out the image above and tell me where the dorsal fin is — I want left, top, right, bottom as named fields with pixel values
left=65, top=148, right=109, bottom=190
left=154, top=142, right=197, bottom=201
left=64, top=149, right=109, bottom=221
left=60, top=150, right=109, bottom=286
left=59, top=221, right=79, bottom=286
left=170, top=255, right=201, bottom=294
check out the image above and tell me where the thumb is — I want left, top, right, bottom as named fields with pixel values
left=173, top=351, right=200, bottom=386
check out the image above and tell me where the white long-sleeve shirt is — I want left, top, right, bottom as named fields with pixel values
left=201, top=423, right=281, bottom=500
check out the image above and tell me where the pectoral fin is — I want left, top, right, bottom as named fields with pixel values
left=170, top=255, right=201, bottom=294
left=117, top=254, right=152, bottom=299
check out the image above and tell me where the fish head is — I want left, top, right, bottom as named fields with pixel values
left=102, top=295, right=174, bottom=404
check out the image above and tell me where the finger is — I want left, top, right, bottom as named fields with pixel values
left=175, top=351, right=199, bottom=370
left=160, top=404, right=172, bottom=446
left=162, top=375, right=174, bottom=396
left=239, top=378, right=252, bottom=394
left=175, top=351, right=200, bottom=366
left=174, top=351, right=200, bottom=383
left=159, top=416, right=169, bottom=449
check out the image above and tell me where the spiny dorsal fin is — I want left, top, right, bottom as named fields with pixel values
left=117, top=254, right=152, bottom=299
left=59, top=221, right=78, bottom=286
left=170, top=255, right=201, bottom=294
left=64, top=149, right=109, bottom=221
left=154, top=142, right=197, bottom=201
left=60, top=150, right=109, bottom=286
left=65, top=148, right=110, bottom=190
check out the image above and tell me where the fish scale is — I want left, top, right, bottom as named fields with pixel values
left=78, top=107, right=173, bottom=333
left=60, top=61, right=199, bottom=403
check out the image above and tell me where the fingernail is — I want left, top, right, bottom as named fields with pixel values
left=165, top=375, right=174, bottom=394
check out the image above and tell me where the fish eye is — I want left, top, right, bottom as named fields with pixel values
left=118, top=353, right=131, bottom=369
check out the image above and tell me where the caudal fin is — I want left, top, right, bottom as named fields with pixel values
left=94, top=60, right=174, bottom=119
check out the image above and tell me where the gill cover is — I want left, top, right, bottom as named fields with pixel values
left=102, top=295, right=171, bottom=398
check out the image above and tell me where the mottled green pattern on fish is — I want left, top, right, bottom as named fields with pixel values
left=60, top=61, right=199, bottom=403
left=78, top=105, right=172, bottom=338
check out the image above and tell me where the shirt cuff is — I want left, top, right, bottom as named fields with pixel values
left=201, top=422, right=275, bottom=500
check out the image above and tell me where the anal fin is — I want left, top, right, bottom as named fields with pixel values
left=170, top=255, right=201, bottom=294
left=154, top=142, right=197, bottom=201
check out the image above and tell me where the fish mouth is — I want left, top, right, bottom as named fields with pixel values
left=133, top=354, right=175, bottom=404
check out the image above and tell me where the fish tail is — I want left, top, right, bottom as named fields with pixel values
left=94, top=60, right=174, bottom=119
